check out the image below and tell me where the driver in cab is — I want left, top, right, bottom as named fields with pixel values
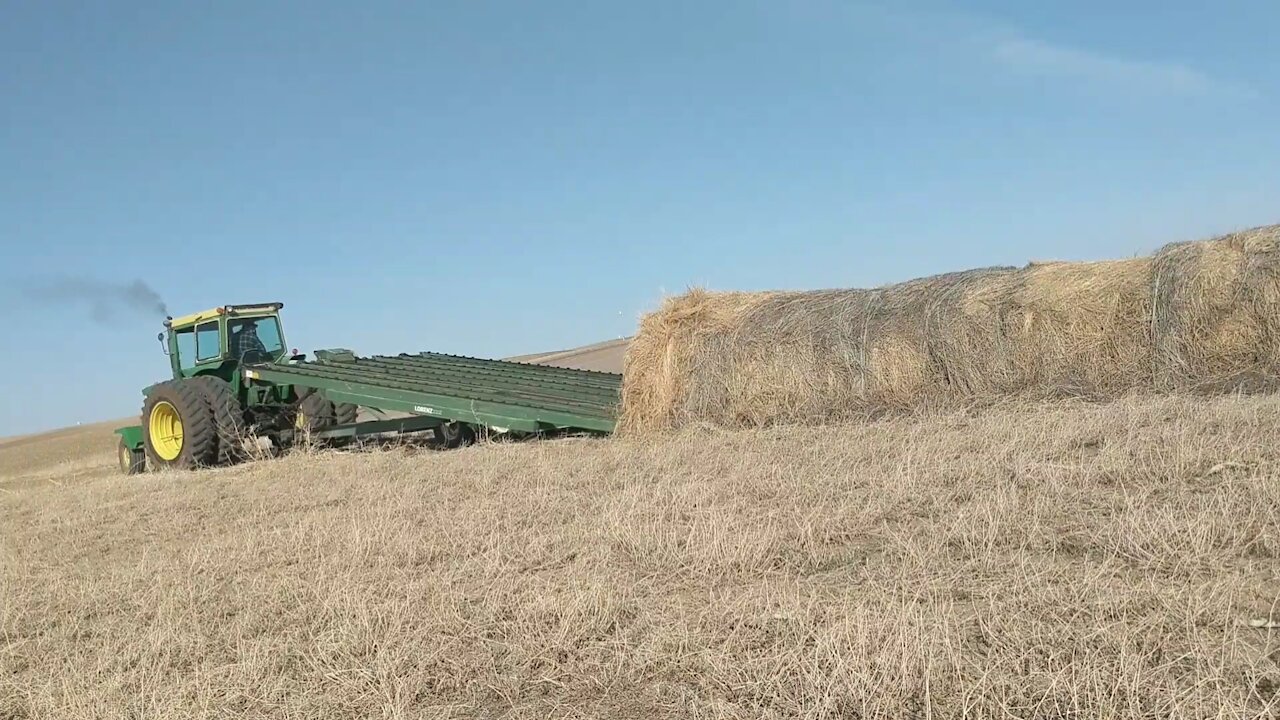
left=231, top=322, right=267, bottom=361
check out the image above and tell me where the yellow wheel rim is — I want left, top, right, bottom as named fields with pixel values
left=149, top=400, right=184, bottom=461
left=295, top=411, right=308, bottom=430
left=119, top=444, right=131, bottom=472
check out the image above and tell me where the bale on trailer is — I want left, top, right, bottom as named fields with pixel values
left=619, top=223, right=1280, bottom=433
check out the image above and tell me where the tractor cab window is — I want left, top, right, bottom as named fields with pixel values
left=195, top=321, right=221, bottom=362
left=174, top=328, right=197, bottom=370
left=228, top=316, right=284, bottom=363
left=173, top=322, right=223, bottom=368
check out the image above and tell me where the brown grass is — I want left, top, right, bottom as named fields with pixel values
left=620, top=224, right=1280, bottom=432
left=5, top=395, right=1280, bottom=718
left=0, top=419, right=127, bottom=486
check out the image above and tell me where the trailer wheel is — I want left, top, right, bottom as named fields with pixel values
left=118, top=437, right=146, bottom=475
left=334, top=402, right=358, bottom=425
left=142, top=380, right=217, bottom=470
left=430, top=421, right=475, bottom=450
left=295, top=391, right=336, bottom=432
left=190, top=375, right=247, bottom=463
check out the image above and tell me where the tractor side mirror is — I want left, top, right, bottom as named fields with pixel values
left=157, top=331, right=169, bottom=356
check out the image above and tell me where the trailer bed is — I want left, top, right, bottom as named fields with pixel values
left=244, top=351, right=622, bottom=434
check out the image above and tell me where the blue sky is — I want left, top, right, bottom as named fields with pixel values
left=2, top=0, right=1277, bottom=435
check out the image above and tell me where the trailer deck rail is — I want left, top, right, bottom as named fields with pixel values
left=244, top=351, right=622, bottom=434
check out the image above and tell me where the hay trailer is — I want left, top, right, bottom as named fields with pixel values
left=114, top=303, right=621, bottom=474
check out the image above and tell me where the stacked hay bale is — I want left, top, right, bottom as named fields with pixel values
left=1152, top=228, right=1280, bottom=389
left=619, top=223, right=1280, bottom=433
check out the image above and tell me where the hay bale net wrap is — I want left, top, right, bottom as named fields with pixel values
left=619, top=223, right=1280, bottom=433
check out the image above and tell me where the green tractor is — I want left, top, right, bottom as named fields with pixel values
left=114, top=302, right=623, bottom=475
left=114, top=302, right=359, bottom=474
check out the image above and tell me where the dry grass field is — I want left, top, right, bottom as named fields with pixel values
left=4, top=393, right=1280, bottom=718
left=0, top=420, right=131, bottom=493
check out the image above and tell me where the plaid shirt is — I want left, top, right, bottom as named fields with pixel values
left=231, top=327, right=266, bottom=359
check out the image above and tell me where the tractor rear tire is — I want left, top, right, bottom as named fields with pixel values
left=190, top=375, right=247, bottom=463
left=118, top=437, right=145, bottom=475
left=142, top=380, right=218, bottom=470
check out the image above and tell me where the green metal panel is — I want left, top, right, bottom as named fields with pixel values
left=247, top=351, right=621, bottom=434
left=114, top=425, right=144, bottom=450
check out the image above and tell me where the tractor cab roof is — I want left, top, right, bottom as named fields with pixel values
left=165, top=302, right=284, bottom=329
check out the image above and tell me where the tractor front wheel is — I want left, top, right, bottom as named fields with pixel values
left=118, top=437, right=145, bottom=475
left=142, top=381, right=218, bottom=470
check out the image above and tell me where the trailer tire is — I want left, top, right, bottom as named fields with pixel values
left=334, top=402, right=358, bottom=425
left=295, top=391, right=336, bottom=432
left=431, top=421, right=475, bottom=450
left=191, top=375, right=247, bottom=463
left=142, top=380, right=218, bottom=470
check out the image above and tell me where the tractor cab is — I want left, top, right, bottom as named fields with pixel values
left=115, top=301, right=315, bottom=475
left=160, top=302, right=290, bottom=381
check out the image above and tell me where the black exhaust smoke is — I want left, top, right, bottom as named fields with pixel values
left=26, top=278, right=169, bottom=323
